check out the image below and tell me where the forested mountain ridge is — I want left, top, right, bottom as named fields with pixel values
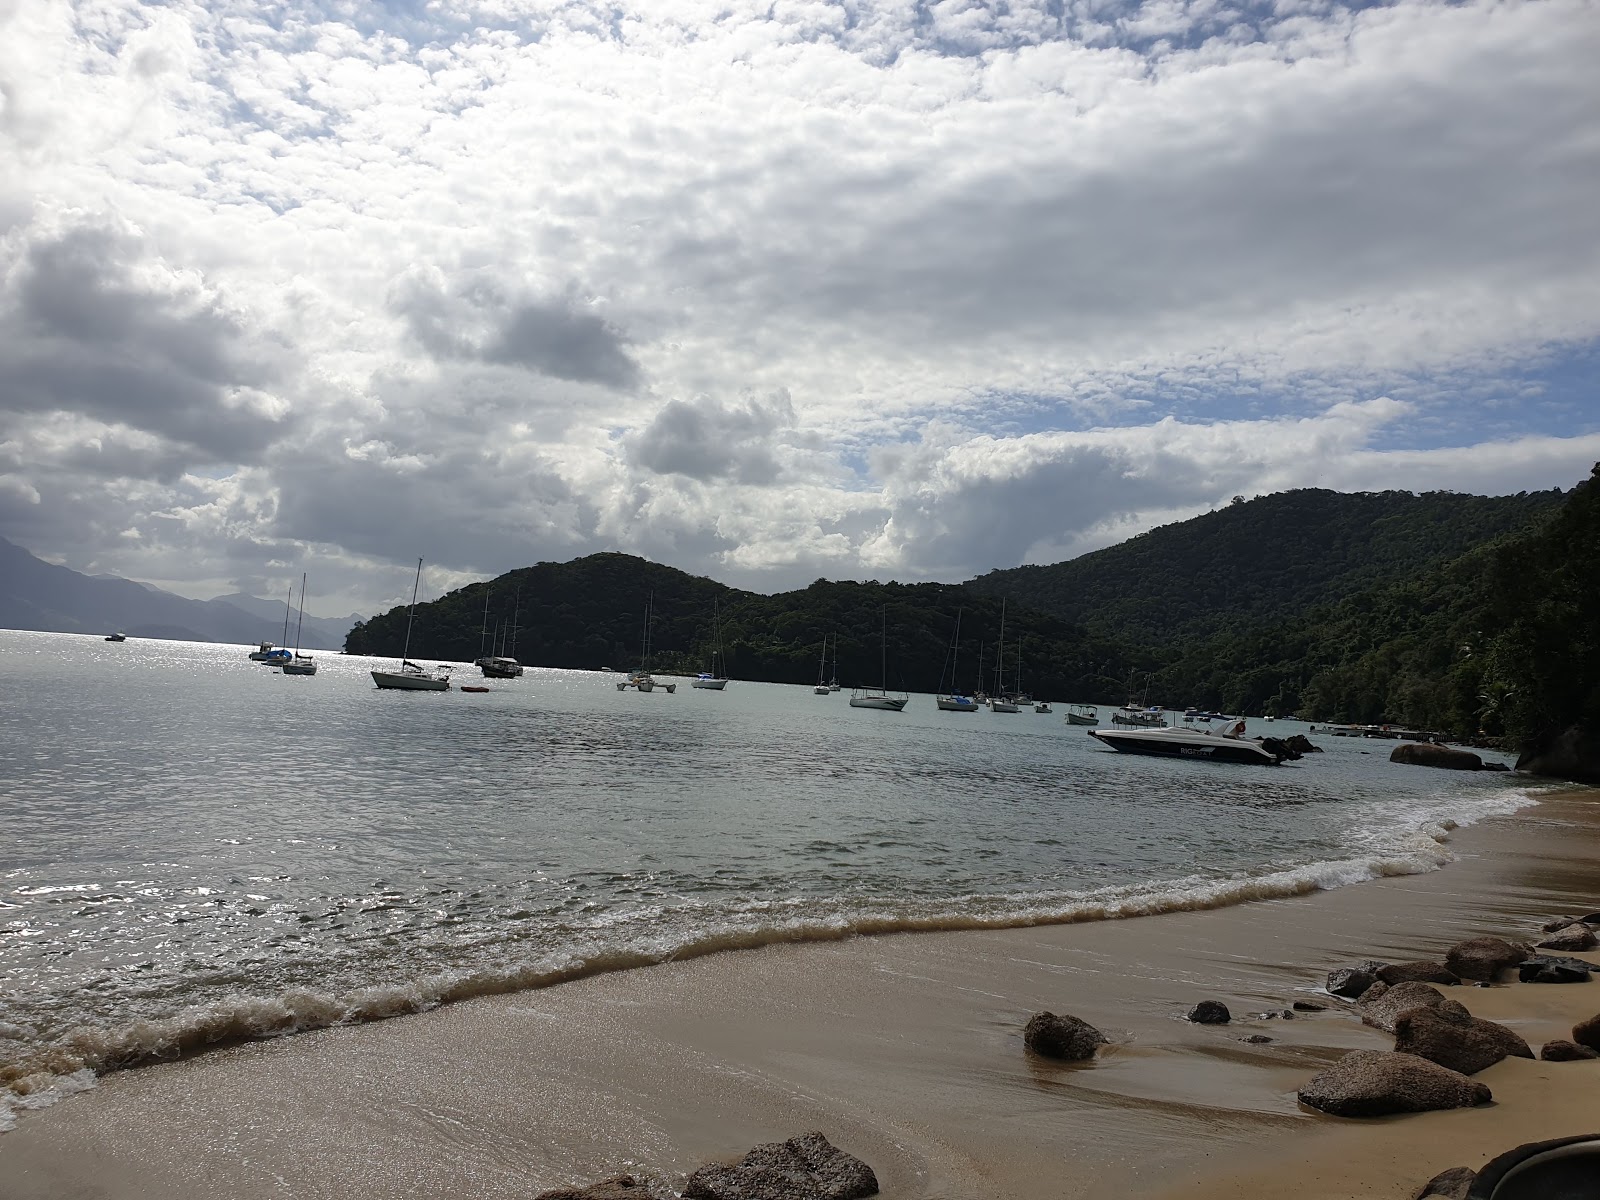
left=966, top=488, right=1565, bottom=641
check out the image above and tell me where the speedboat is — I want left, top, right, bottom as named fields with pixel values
left=1034, top=702, right=1052, bottom=714
left=105, top=632, right=127, bottom=642
left=1064, top=704, right=1098, bottom=726
left=1088, top=721, right=1286, bottom=765
left=1112, top=705, right=1166, bottom=727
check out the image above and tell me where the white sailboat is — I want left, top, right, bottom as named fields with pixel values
left=691, top=599, right=729, bottom=689
left=849, top=609, right=908, bottom=711
left=617, top=593, right=676, bottom=693
left=371, top=559, right=451, bottom=691
left=935, top=608, right=979, bottom=712
left=280, top=573, right=318, bottom=675
left=989, top=599, right=1019, bottom=713
left=812, top=634, right=832, bottom=695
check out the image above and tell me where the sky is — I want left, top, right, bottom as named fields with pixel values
left=1, top=0, right=1597, bottom=616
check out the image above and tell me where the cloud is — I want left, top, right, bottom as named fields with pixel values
left=628, top=390, right=797, bottom=484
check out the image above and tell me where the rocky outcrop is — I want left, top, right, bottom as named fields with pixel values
left=1392, top=1000, right=1533, bottom=1074
left=1572, top=1012, right=1600, bottom=1051
left=1186, top=1000, right=1231, bottom=1025
left=1023, top=1011, right=1107, bottom=1060
left=1515, top=724, right=1600, bottom=786
left=1413, top=1166, right=1476, bottom=1200
left=1298, top=1050, right=1491, bottom=1117
left=1360, top=981, right=1450, bottom=1033
left=1519, top=955, right=1593, bottom=983
left=1444, top=937, right=1531, bottom=982
left=1292, top=1000, right=1327, bottom=1012
left=535, top=1177, right=661, bottom=1200
left=683, top=1132, right=878, bottom=1200
left=1391, top=743, right=1483, bottom=771
left=1284, top=734, right=1323, bottom=754
left=1540, top=1039, right=1600, bottom=1061
left=1377, top=960, right=1460, bottom=986
left=1537, top=923, right=1599, bottom=952
left=1327, top=961, right=1387, bottom=999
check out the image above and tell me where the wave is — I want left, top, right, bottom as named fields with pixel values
left=0, top=787, right=1545, bottom=1130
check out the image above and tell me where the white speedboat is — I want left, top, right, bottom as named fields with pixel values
left=1064, top=704, right=1098, bottom=726
left=1034, top=702, right=1052, bottom=714
left=1087, top=721, right=1285, bottom=765
left=372, top=559, right=451, bottom=691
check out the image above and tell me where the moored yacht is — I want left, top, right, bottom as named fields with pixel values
left=849, top=608, right=908, bottom=712
left=372, top=559, right=451, bottom=691
left=1064, top=704, right=1098, bottom=726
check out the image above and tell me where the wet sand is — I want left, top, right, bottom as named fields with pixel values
left=5, top=788, right=1600, bottom=1200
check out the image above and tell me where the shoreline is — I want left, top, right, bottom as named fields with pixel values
left=5, top=787, right=1599, bottom=1199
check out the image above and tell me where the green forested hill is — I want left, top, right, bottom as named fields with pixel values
left=344, top=554, right=1132, bottom=700
left=966, top=488, right=1564, bottom=641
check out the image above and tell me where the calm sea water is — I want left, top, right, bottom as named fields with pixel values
left=0, top=630, right=1539, bottom=1127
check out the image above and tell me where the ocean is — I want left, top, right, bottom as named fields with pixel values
left=0, top=629, right=1542, bottom=1130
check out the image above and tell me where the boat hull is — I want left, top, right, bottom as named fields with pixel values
left=1065, top=710, right=1097, bottom=726
left=1088, top=728, right=1279, bottom=765
left=849, top=695, right=907, bottom=711
left=371, top=670, right=450, bottom=691
left=691, top=677, right=728, bottom=690
left=281, top=661, right=318, bottom=676
left=990, top=700, right=1020, bottom=713
left=477, top=657, right=524, bottom=679
left=936, top=696, right=979, bottom=711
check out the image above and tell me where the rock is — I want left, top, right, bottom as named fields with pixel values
left=1023, top=1011, right=1107, bottom=1060
left=1581, top=912, right=1600, bottom=926
left=1537, top=923, right=1599, bottom=952
left=1359, top=981, right=1450, bottom=1033
left=1292, top=1000, right=1326, bottom=1012
left=683, top=1131, right=878, bottom=1200
left=1392, top=1000, right=1534, bottom=1074
left=1327, top=961, right=1387, bottom=999
left=1390, top=742, right=1483, bottom=771
left=1515, top=723, right=1600, bottom=786
left=535, top=1177, right=659, bottom=1200
left=1519, top=955, right=1593, bottom=983
left=1376, top=960, right=1460, bottom=987
left=1284, top=734, right=1323, bottom=754
left=1573, top=1012, right=1600, bottom=1051
left=1540, top=1039, right=1600, bottom=1061
left=1186, top=1000, right=1230, bottom=1025
left=1240, top=1034, right=1273, bottom=1044
left=1297, top=1050, right=1491, bottom=1118
left=1413, top=1165, right=1476, bottom=1199
left=1542, top=915, right=1584, bottom=932
left=1482, top=761, right=1509, bottom=771
left=1444, top=937, right=1532, bottom=982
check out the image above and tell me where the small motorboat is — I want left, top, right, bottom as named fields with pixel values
left=105, top=632, right=127, bottom=642
left=1088, top=720, right=1287, bottom=765
left=460, top=685, right=491, bottom=693
left=1064, top=704, right=1098, bottom=726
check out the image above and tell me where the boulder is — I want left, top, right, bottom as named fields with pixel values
left=1297, top=1050, right=1491, bottom=1117
left=1444, top=937, right=1532, bottom=982
left=1327, top=961, right=1387, bottom=999
left=1360, top=981, right=1450, bottom=1033
left=1537, top=923, right=1599, bottom=952
left=683, top=1131, right=878, bottom=1200
left=1186, top=1001, right=1231, bottom=1025
left=1514, top=724, right=1600, bottom=786
left=1292, top=1000, right=1326, bottom=1012
left=535, top=1177, right=660, bottom=1200
left=1482, top=761, right=1509, bottom=771
left=1240, top=1034, right=1273, bottom=1044
left=1413, top=1166, right=1476, bottom=1200
left=1392, top=1000, right=1533, bottom=1074
left=1390, top=743, right=1483, bottom=771
left=1573, top=1012, right=1600, bottom=1051
left=1284, top=734, right=1323, bottom=754
left=1581, top=912, right=1600, bottom=925
left=1023, top=1011, right=1107, bottom=1060
left=1519, top=955, right=1593, bottom=984
left=1542, top=915, right=1584, bottom=932
left=1377, top=960, right=1460, bottom=987
left=1539, top=1039, right=1600, bottom=1061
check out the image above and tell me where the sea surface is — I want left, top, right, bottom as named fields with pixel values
left=0, top=630, right=1543, bottom=1128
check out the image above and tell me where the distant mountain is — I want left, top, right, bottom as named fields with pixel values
left=210, top=592, right=362, bottom=649
left=0, top=538, right=348, bottom=649
left=966, top=487, right=1566, bottom=642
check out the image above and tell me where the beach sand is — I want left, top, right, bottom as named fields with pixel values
left=5, top=788, right=1600, bottom=1200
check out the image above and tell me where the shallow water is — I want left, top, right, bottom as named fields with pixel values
left=0, top=629, right=1540, bottom=1125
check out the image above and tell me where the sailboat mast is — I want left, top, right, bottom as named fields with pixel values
left=294, top=573, right=307, bottom=655
left=511, top=588, right=521, bottom=660
left=401, top=557, right=422, bottom=664
left=281, top=584, right=292, bottom=645
left=952, top=609, right=962, bottom=690
left=880, top=607, right=887, bottom=691
left=995, top=599, right=1006, bottom=696
left=479, top=586, right=490, bottom=656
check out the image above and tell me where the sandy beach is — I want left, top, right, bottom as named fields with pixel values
left=6, top=786, right=1600, bottom=1200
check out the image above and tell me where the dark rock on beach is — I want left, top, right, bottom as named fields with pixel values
left=1539, top=1039, right=1600, bottom=1061
left=1284, top=734, right=1323, bottom=754
left=1377, top=960, right=1460, bottom=986
left=1514, top=723, right=1600, bottom=786
left=1327, top=961, right=1387, bottom=998
left=1187, top=1000, right=1231, bottom=1024
left=1024, top=1011, right=1107, bottom=1060
left=1392, top=1000, right=1533, bottom=1075
left=1541, top=915, right=1584, bottom=932
left=1292, top=1000, right=1326, bottom=1012
left=683, top=1131, right=878, bottom=1200
left=1240, top=1034, right=1273, bottom=1044
left=1537, top=923, right=1600, bottom=952
left=1572, top=1012, right=1600, bottom=1051
left=1445, top=937, right=1532, bottom=982
left=535, top=1176, right=661, bottom=1200
left=1359, top=981, right=1450, bottom=1033
left=1413, top=1165, right=1476, bottom=1200
left=1519, top=955, right=1593, bottom=983
left=1297, top=1050, right=1491, bottom=1117
left=1390, top=743, right=1483, bottom=771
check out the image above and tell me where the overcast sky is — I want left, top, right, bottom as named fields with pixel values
left=2, top=0, right=1597, bottom=615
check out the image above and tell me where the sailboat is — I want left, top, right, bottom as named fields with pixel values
left=811, top=634, right=832, bottom=695
left=617, top=594, right=676, bottom=693
left=476, top=585, right=524, bottom=678
left=280, top=573, right=318, bottom=675
left=989, top=599, right=1019, bottom=712
left=371, top=559, right=451, bottom=690
left=849, top=608, right=908, bottom=711
left=252, top=586, right=294, bottom=665
left=691, top=599, right=729, bottom=689
left=935, top=609, right=979, bottom=712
